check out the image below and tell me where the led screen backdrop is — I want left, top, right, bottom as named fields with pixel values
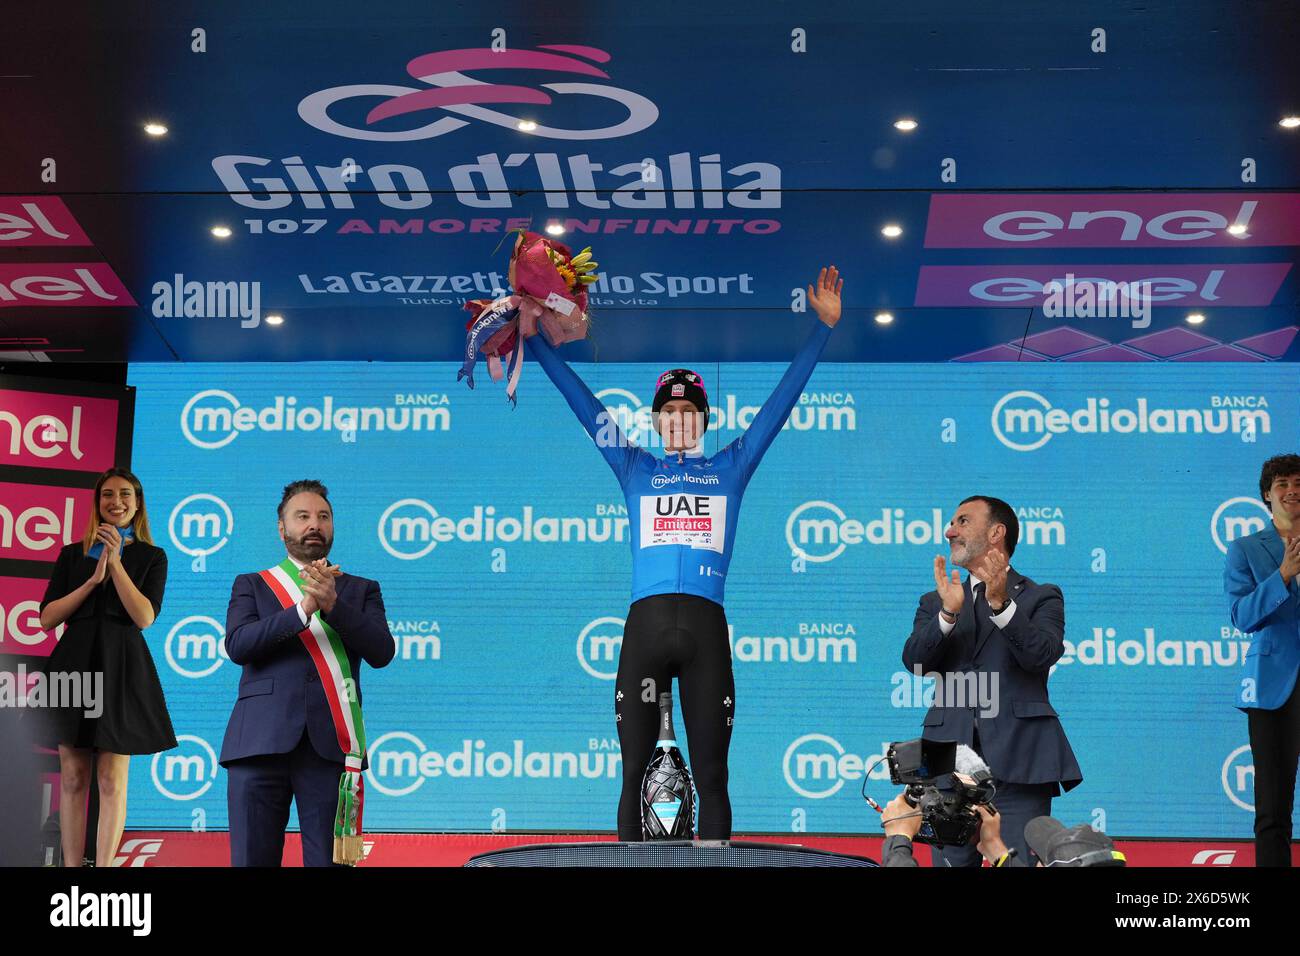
left=124, top=356, right=1298, bottom=837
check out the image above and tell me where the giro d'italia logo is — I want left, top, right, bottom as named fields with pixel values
left=577, top=616, right=625, bottom=680
left=151, top=734, right=218, bottom=801
left=297, top=45, right=659, bottom=142
left=1221, top=745, right=1254, bottom=812
left=168, top=493, right=233, bottom=560
left=1211, top=497, right=1271, bottom=554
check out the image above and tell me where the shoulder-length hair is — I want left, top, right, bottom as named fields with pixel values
left=82, top=467, right=155, bottom=553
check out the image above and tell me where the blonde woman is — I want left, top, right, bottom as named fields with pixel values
left=38, top=467, right=176, bottom=866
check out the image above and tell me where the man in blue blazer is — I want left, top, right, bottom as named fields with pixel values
left=903, top=495, right=1082, bottom=867
left=221, top=479, right=396, bottom=867
left=1224, top=454, right=1300, bottom=867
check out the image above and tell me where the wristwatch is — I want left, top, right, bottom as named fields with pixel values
left=988, top=598, right=1011, bottom=615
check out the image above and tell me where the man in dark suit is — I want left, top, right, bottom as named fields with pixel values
left=903, top=495, right=1082, bottom=867
left=221, top=479, right=395, bottom=867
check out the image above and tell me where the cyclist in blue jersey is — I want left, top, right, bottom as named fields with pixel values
left=527, top=265, right=843, bottom=840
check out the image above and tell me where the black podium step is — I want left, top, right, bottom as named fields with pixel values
left=465, top=840, right=879, bottom=867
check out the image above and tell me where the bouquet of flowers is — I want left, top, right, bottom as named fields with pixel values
left=458, top=229, right=598, bottom=405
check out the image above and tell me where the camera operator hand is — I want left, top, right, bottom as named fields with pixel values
left=975, top=805, right=1014, bottom=865
left=882, top=792, right=923, bottom=841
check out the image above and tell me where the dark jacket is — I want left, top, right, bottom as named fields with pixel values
left=219, top=568, right=395, bottom=767
left=902, top=569, right=1082, bottom=791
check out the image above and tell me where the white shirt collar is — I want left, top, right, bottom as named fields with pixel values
left=287, top=553, right=306, bottom=570
left=665, top=443, right=704, bottom=459
left=968, top=570, right=1015, bottom=591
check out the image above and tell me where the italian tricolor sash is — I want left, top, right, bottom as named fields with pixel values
left=259, top=558, right=367, bottom=865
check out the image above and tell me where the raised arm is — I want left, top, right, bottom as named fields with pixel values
left=39, top=544, right=100, bottom=631
left=903, top=556, right=966, bottom=673
left=731, top=265, right=842, bottom=477
left=902, top=592, right=957, bottom=674
left=526, top=331, right=640, bottom=484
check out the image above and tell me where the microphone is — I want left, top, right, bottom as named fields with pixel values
left=955, top=743, right=990, bottom=777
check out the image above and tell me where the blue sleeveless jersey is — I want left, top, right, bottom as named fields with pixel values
left=528, top=320, right=833, bottom=607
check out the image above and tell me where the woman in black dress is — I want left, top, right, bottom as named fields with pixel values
left=38, top=467, right=176, bottom=866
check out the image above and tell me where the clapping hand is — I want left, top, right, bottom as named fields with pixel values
left=89, top=547, right=110, bottom=585
left=96, top=524, right=124, bottom=567
left=1281, top=536, right=1300, bottom=584
left=969, top=547, right=1010, bottom=607
left=933, top=555, right=964, bottom=617
left=300, top=559, right=338, bottom=615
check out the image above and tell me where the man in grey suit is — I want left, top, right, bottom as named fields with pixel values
left=903, top=495, right=1082, bottom=867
